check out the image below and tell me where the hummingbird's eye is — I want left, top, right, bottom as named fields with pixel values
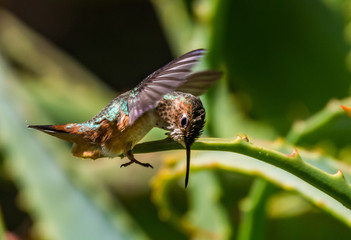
left=180, top=115, right=188, bottom=128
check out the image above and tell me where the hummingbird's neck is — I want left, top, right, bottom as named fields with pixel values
left=154, top=100, right=173, bottom=131
left=154, top=92, right=179, bottom=130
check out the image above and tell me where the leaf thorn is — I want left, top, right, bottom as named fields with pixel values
left=235, top=135, right=242, bottom=141
left=242, top=134, right=249, bottom=142
left=287, top=148, right=301, bottom=160
left=341, top=105, right=351, bottom=118
left=333, top=169, right=346, bottom=181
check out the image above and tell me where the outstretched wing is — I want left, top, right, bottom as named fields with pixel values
left=177, top=70, right=222, bottom=96
left=128, top=49, right=206, bottom=124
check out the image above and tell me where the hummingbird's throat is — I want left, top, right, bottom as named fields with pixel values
left=169, top=128, right=184, bottom=143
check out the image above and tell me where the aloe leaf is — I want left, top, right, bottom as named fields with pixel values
left=134, top=137, right=351, bottom=226
left=287, top=98, right=351, bottom=148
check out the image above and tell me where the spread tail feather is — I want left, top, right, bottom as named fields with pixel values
left=28, top=124, right=82, bottom=143
left=28, top=123, right=104, bottom=159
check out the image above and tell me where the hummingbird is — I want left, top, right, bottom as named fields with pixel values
left=28, top=49, right=222, bottom=187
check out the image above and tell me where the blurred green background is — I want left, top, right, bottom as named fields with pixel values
left=1, top=0, right=351, bottom=239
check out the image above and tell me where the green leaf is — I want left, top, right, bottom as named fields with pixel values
left=237, top=179, right=277, bottom=240
left=287, top=98, right=351, bottom=148
left=135, top=138, right=351, bottom=226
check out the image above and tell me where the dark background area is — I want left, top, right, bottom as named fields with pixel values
left=0, top=0, right=172, bottom=91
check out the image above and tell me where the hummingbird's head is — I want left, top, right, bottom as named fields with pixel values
left=169, top=99, right=205, bottom=148
left=156, top=93, right=206, bottom=187
left=157, top=93, right=205, bottom=146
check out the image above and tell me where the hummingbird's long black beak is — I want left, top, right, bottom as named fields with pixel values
left=185, top=143, right=191, bottom=188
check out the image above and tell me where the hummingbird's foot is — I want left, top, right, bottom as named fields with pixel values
left=120, top=150, right=153, bottom=168
left=120, top=160, right=153, bottom=168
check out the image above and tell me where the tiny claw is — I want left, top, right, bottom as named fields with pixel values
left=144, top=163, right=154, bottom=169
left=120, top=161, right=153, bottom=168
left=122, top=149, right=154, bottom=168
left=120, top=162, right=133, bottom=168
left=134, top=160, right=153, bottom=168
